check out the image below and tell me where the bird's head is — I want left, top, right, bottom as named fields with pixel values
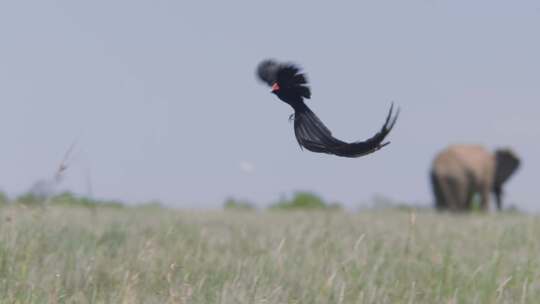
left=271, top=82, right=281, bottom=94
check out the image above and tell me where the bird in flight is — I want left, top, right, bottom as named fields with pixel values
left=256, top=59, right=399, bottom=158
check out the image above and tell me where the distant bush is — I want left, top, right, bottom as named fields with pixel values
left=16, top=193, right=119, bottom=209
left=136, top=200, right=164, bottom=209
left=48, top=192, right=79, bottom=206
left=13, top=191, right=152, bottom=209
left=49, top=192, right=124, bottom=209
left=0, top=191, right=9, bottom=206
left=224, top=198, right=255, bottom=211
left=270, top=192, right=340, bottom=210
left=16, top=192, right=45, bottom=206
left=368, top=194, right=425, bottom=211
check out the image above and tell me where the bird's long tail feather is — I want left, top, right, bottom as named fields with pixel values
left=293, top=103, right=399, bottom=158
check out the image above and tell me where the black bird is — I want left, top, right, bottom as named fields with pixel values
left=256, top=59, right=399, bottom=158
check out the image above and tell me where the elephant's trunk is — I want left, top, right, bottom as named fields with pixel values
left=494, top=186, right=503, bottom=211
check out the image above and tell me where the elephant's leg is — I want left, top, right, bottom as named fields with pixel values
left=450, top=178, right=470, bottom=212
left=439, top=177, right=462, bottom=211
left=463, top=188, right=475, bottom=210
left=431, top=172, right=446, bottom=210
left=463, top=174, right=477, bottom=210
left=479, top=186, right=490, bottom=211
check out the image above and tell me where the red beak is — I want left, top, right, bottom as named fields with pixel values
left=271, top=83, right=280, bottom=92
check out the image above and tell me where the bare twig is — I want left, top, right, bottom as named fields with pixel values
left=54, top=140, right=77, bottom=183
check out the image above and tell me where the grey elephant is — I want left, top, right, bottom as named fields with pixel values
left=430, top=144, right=520, bottom=212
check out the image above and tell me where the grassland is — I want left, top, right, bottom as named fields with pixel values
left=0, top=205, right=539, bottom=303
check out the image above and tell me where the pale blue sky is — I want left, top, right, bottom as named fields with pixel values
left=0, top=1, right=538, bottom=210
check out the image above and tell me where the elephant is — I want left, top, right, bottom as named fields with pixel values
left=430, top=145, right=520, bottom=212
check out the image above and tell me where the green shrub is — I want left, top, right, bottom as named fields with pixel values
left=224, top=198, right=255, bottom=210
left=0, top=191, right=9, bottom=205
left=49, top=192, right=124, bottom=209
left=270, top=191, right=339, bottom=210
left=16, top=192, right=45, bottom=206
left=136, top=200, right=164, bottom=209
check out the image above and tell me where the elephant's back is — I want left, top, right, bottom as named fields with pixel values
left=431, top=144, right=493, bottom=176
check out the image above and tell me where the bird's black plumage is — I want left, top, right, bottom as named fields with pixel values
left=256, top=59, right=399, bottom=158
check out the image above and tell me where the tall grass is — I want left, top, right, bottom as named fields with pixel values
left=0, top=205, right=538, bottom=303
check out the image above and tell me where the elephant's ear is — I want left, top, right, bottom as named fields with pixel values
left=494, top=149, right=520, bottom=186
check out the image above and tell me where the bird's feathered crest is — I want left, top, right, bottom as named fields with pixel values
left=257, top=59, right=311, bottom=99
left=256, top=59, right=280, bottom=86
